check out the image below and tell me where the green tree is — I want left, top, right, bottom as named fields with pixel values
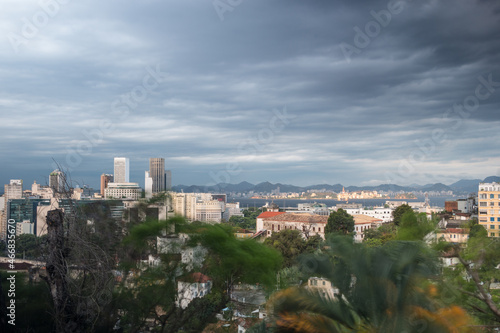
left=440, top=228, right=500, bottom=326
left=392, top=203, right=414, bottom=226
left=325, top=209, right=354, bottom=236
left=363, top=222, right=397, bottom=246
left=270, top=236, right=473, bottom=332
left=396, top=211, right=437, bottom=241
left=264, top=229, right=321, bottom=268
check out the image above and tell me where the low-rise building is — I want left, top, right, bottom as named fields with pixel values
left=307, top=277, right=339, bottom=299
left=177, top=272, right=212, bottom=309
left=261, top=213, right=328, bottom=239
left=353, top=215, right=384, bottom=242
left=104, top=182, right=142, bottom=200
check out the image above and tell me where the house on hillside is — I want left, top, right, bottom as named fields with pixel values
left=177, top=272, right=212, bottom=309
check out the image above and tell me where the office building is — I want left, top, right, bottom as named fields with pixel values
left=478, top=182, right=500, bottom=237
left=145, top=171, right=153, bottom=198
left=149, top=158, right=165, bottom=193
left=165, top=170, right=172, bottom=190
left=114, top=157, right=130, bottom=183
left=100, top=174, right=114, bottom=197
left=104, top=182, right=141, bottom=200
left=49, top=170, right=65, bottom=193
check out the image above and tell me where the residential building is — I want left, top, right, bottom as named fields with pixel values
left=104, top=182, right=141, bottom=200
left=478, top=182, right=500, bottom=237
left=31, top=180, right=53, bottom=199
left=435, top=228, right=469, bottom=245
left=4, top=179, right=23, bottom=200
left=177, top=272, right=212, bottom=309
left=114, top=157, right=130, bottom=183
left=307, top=277, right=339, bottom=299
left=353, top=215, right=383, bottom=242
left=261, top=213, right=328, bottom=239
left=100, top=174, right=113, bottom=197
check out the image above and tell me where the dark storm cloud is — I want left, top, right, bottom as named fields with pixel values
left=0, top=0, right=500, bottom=189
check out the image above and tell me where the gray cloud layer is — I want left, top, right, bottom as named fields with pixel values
left=1, top=0, right=499, bottom=189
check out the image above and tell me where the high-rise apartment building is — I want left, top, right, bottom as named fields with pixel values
left=49, top=170, right=65, bottom=193
left=478, top=182, right=500, bottom=237
left=4, top=179, right=23, bottom=200
left=149, top=158, right=165, bottom=193
left=100, top=174, right=114, bottom=197
left=114, top=157, right=130, bottom=183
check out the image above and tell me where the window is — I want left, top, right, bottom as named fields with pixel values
left=491, top=217, right=495, bottom=222
left=498, top=218, right=500, bottom=222
left=491, top=233, right=496, bottom=237
left=480, top=194, right=487, bottom=199
left=491, top=194, right=495, bottom=199
left=491, top=202, right=495, bottom=206
left=480, top=202, right=487, bottom=206
left=491, top=225, right=495, bottom=229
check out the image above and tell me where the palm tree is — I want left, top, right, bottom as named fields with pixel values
left=269, top=236, right=473, bottom=333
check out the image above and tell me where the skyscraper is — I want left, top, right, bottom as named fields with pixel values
left=100, top=173, right=114, bottom=196
left=165, top=170, right=172, bottom=190
left=114, top=157, right=130, bottom=183
left=149, top=158, right=165, bottom=193
left=49, top=170, right=65, bottom=193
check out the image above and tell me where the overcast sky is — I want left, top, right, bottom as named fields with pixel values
left=1, top=0, right=500, bottom=190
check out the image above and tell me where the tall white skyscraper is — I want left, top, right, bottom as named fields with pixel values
left=114, top=157, right=130, bottom=183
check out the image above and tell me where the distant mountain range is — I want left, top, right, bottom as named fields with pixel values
left=172, top=176, right=500, bottom=195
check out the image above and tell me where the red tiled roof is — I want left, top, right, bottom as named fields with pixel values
left=257, top=211, right=285, bottom=219
left=179, top=272, right=212, bottom=283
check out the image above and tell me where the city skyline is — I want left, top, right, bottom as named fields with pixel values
left=1, top=1, right=500, bottom=189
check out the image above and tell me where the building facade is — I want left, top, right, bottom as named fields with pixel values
left=114, top=157, right=130, bottom=183
left=49, top=170, right=65, bottom=193
left=149, top=158, right=166, bottom=193
left=478, top=182, right=500, bottom=237
left=104, top=182, right=141, bottom=200
left=100, top=174, right=113, bottom=197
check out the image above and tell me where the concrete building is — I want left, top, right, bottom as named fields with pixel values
left=261, top=213, right=328, bottom=239
left=149, top=158, right=166, bottom=193
left=177, top=272, right=212, bottom=309
left=478, top=182, right=500, bottom=237
left=307, top=277, right=339, bottom=299
left=144, top=171, right=153, bottom=199
left=223, top=202, right=244, bottom=221
left=353, top=215, right=383, bottom=242
left=165, top=170, right=172, bottom=190
left=114, top=157, right=130, bottom=183
left=171, top=192, right=224, bottom=223
left=49, top=170, right=65, bottom=193
left=104, top=182, right=141, bottom=200
left=4, top=180, right=23, bottom=200
left=100, top=174, right=113, bottom=197
left=339, top=207, right=393, bottom=223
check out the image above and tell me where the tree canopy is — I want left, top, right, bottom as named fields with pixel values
left=325, top=208, right=354, bottom=236
left=264, top=229, right=321, bottom=268
left=392, top=203, right=414, bottom=226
